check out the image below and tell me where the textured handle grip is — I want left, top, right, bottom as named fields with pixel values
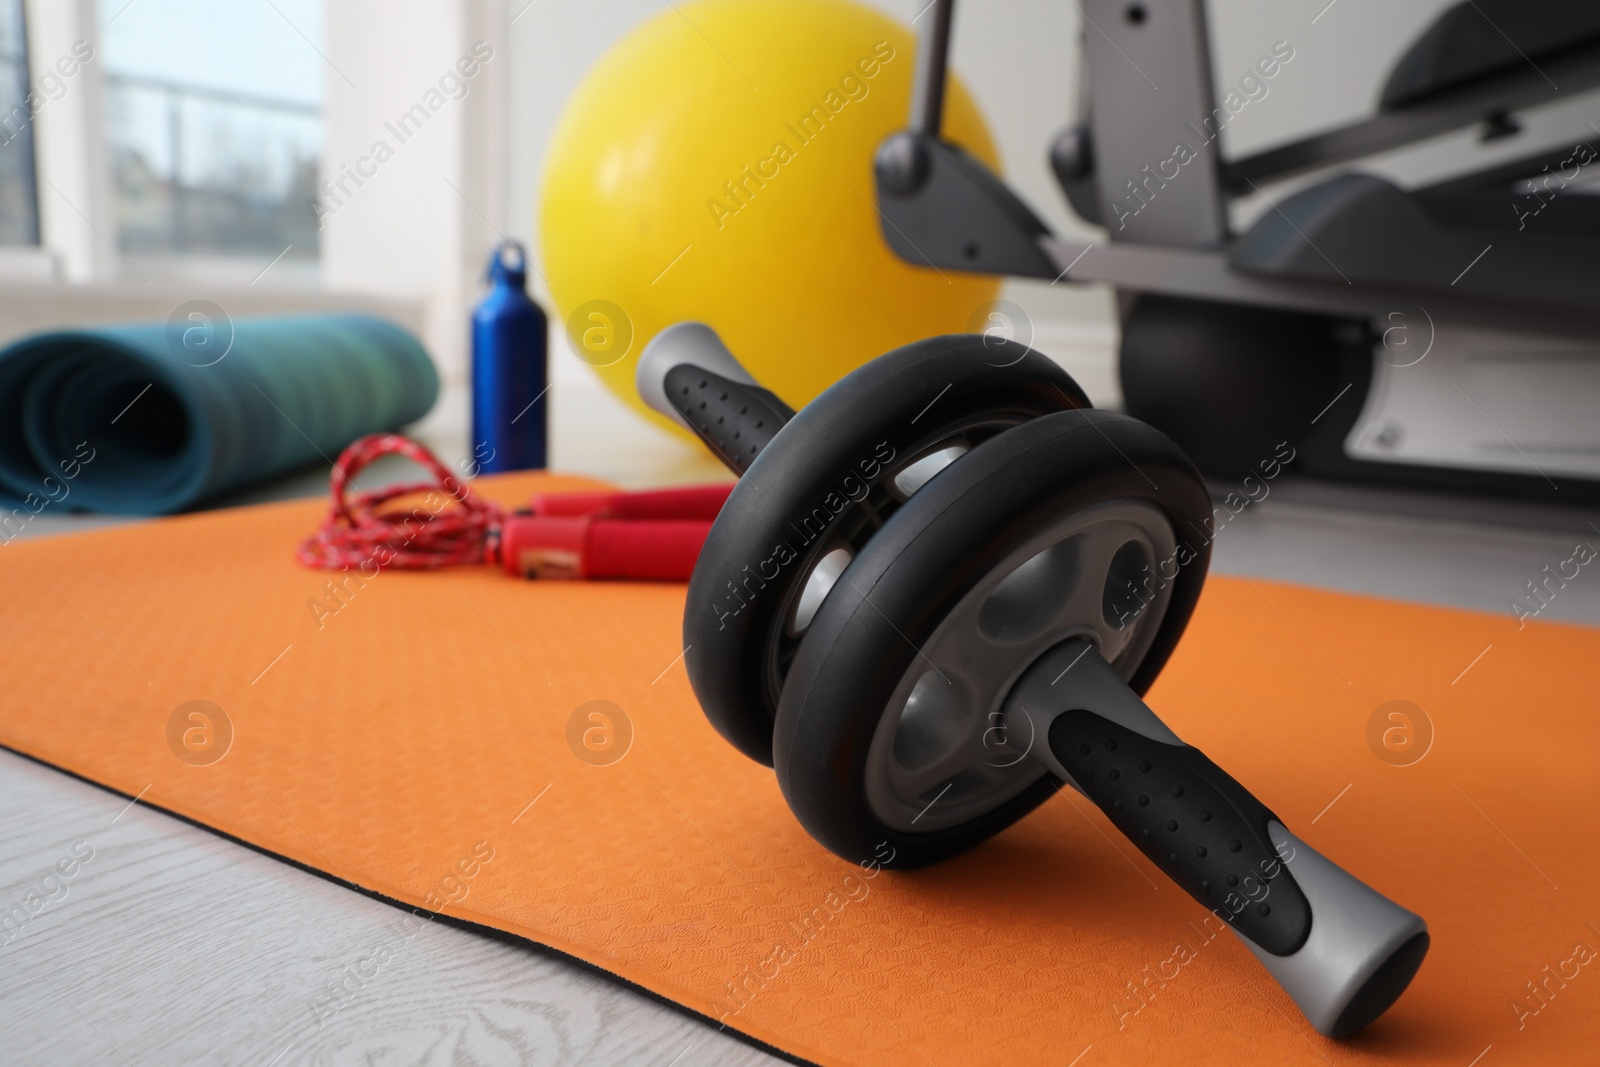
left=634, top=322, right=795, bottom=476
left=1048, top=709, right=1312, bottom=955
left=662, top=364, right=793, bottom=475
left=1040, top=700, right=1428, bottom=1036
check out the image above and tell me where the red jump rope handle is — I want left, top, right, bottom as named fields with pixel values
left=298, top=435, right=725, bottom=581
left=528, top=483, right=733, bottom=521
left=493, top=515, right=714, bottom=581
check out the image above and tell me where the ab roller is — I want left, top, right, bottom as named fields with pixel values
left=636, top=324, right=1428, bottom=1037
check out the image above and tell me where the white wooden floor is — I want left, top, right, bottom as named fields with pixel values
left=5, top=367, right=1600, bottom=1066
left=0, top=751, right=781, bottom=1067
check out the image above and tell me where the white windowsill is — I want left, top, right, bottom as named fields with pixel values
left=0, top=277, right=427, bottom=348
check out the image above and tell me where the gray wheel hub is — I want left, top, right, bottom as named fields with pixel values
left=863, top=499, right=1179, bottom=833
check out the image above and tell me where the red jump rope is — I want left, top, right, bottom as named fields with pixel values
left=296, top=433, right=730, bottom=580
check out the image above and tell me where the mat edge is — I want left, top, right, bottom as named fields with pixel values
left=0, top=739, right=822, bottom=1067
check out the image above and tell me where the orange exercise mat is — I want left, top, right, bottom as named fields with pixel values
left=1, top=472, right=1595, bottom=1066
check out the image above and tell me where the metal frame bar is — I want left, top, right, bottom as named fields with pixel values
left=892, top=0, right=1600, bottom=332
left=1081, top=0, right=1227, bottom=247
left=1037, top=236, right=1600, bottom=338
left=910, top=0, right=953, bottom=137
left=1224, top=41, right=1600, bottom=191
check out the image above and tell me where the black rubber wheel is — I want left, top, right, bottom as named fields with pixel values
left=1119, top=294, right=1354, bottom=480
left=772, top=408, right=1214, bottom=868
left=685, top=335, right=1089, bottom=766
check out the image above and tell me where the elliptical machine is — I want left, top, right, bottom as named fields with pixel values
left=873, top=0, right=1600, bottom=497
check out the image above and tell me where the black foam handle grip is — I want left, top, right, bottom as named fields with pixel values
left=663, top=364, right=795, bottom=476
left=1048, top=709, right=1313, bottom=956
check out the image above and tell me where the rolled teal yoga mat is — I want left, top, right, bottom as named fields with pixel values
left=0, top=313, right=438, bottom=515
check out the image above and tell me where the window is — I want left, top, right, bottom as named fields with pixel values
left=0, top=0, right=39, bottom=246
left=98, top=0, right=322, bottom=264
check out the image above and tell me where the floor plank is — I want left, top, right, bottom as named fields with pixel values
left=0, top=752, right=780, bottom=1067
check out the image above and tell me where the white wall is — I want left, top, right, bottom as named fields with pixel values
left=323, top=0, right=1600, bottom=396
left=320, top=0, right=509, bottom=378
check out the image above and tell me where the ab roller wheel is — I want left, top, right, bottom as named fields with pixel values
left=637, top=324, right=1429, bottom=1037
left=638, top=323, right=1089, bottom=765
left=775, top=410, right=1207, bottom=859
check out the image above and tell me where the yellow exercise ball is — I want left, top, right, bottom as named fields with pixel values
left=541, top=0, right=1002, bottom=438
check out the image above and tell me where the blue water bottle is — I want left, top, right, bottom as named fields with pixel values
left=471, top=241, right=548, bottom=473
